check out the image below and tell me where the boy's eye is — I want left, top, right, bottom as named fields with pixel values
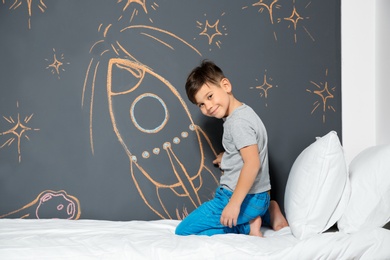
left=207, top=94, right=213, bottom=100
left=198, top=103, right=204, bottom=108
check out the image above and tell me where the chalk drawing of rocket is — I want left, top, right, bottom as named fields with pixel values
left=83, top=24, right=220, bottom=219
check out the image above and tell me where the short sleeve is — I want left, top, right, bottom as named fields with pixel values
left=229, top=119, right=257, bottom=150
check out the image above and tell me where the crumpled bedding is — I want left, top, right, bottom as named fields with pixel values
left=0, top=219, right=389, bottom=259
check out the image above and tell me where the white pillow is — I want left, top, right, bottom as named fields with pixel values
left=284, top=131, right=349, bottom=239
left=338, top=144, right=390, bottom=233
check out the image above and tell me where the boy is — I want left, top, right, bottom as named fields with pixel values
left=175, top=60, right=288, bottom=236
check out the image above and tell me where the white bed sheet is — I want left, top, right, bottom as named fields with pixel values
left=0, top=219, right=389, bottom=260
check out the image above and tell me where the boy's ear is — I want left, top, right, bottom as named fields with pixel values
left=220, top=78, right=232, bottom=93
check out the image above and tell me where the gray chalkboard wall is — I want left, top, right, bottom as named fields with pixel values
left=0, top=0, right=341, bottom=221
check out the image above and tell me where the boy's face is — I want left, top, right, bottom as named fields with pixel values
left=194, top=78, right=232, bottom=119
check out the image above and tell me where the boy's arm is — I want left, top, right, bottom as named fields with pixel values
left=220, top=144, right=261, bottom=228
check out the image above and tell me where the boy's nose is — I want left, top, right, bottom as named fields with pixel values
left=205, top=102, right=212, bottom=111
left=205, top=100, right=213, bottom=110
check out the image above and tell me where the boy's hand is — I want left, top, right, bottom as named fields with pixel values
left=213, top=152, right=224, bottom=167
left=220, top=201, right=240, bottom=228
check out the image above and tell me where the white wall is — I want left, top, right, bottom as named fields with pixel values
left=341, top=0, right=389, bottom=164
left=376, top=0, right=390, bottom=146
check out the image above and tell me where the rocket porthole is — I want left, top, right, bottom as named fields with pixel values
left=130, top=93, right=169, bottom=134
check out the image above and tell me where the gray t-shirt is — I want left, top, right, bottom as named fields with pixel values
left=220, top=104, right=271, bottom=194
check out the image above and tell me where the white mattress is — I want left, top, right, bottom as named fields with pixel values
left=1, top=219, right=389, bottom=259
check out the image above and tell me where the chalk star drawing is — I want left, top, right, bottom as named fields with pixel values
left=4, top=0, right=47, bottom=29
left=282, top=1, right=314, bottom=43
left=0, top=102, right=40, bottom=163
left=45, top=48, right=70, bottom=79
left=118, top=0, right=159, bottom=23
left=200, top=20, right=222, bottom=44
left=284, top=5, right=303, bottom=30
left=306, top=69, right=336, bottom=123
left=195, top=13, right=227, bottom=51
left=250, top=70, right=278, bottom=107
left=243, top=0, right=314, bottom=43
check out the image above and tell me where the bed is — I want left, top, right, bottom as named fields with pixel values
left=0, top=218, right=389, bottom=259
left=1, top=132, right=390, bottom=259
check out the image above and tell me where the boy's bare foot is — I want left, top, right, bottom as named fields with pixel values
left=249, top=216, right=263, bottom=237
left=269, top=200, right=289, bottom=231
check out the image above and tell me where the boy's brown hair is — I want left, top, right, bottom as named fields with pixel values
left=185, top=60, right=225, bottom=104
